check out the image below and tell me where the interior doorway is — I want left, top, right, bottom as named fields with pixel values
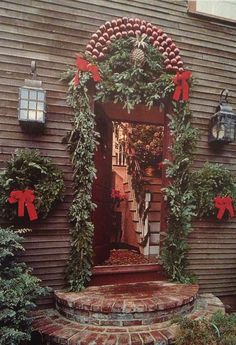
left=92, top=103, right=166, bottom=266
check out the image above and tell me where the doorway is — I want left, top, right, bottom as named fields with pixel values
left=92, top=102, right=166, bottom=266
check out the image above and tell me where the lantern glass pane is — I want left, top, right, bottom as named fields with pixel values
left=37, top=91, right=45, bottom=101
left=19, top=109, right=28, bottom=120
left=37, top=102, right=44, bottom=111
left=29, top=101, right=37, bottom=110
left=28, top=110, right=36, bottom=120
left=20, top=89, right=28, bottom=99
left=29, top=90, right=37, bottom=100
left=20, top=100, right=28, bottom=109
left=37, top=111, right=44, bottom=122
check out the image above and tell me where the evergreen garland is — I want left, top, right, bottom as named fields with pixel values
left=64, top=71, right=99, bottom=291
left=64, top=36, right=197, bottom=290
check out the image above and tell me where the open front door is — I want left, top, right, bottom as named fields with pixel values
left=92, top=107, right=113, bottom=265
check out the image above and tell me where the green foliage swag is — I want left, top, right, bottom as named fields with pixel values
left=0, top=227, right=47, bottom=345
left=175, top=311, right=236, bottom=345
left=0, top=149, right=64, bottom=223
left=65, top=36, right=197, bottom=290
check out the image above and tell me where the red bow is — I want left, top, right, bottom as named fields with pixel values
left=173, top=71, right=191, bottom=102
left=8, top=190, right=38, bottom=221
left=73, top=56, right=101, bottom=86
left=213, top=196, right=234, bottom=220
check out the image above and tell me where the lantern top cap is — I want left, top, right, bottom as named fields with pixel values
left=22, top=79, right=43, bottom=90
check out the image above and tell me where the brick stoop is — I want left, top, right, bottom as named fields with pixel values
left=32, top=294, right=225, bottom=345
left=55, top=281, right=199, bottom=326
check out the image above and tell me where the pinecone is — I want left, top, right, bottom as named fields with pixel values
left=130, top=34, right=148, bottom=66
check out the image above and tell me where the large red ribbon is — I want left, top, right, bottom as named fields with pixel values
left=213, top=196, right=234, bottom=220
left=73, top=56, right=101, bottom=86
left=172, top=71, right=192, bottom=102
left=8, top=190, right=38, bottom=221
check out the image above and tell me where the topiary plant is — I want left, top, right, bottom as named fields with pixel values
left=190, top=162, right=236, bottom=218
left=0, top=149, right=64, bottom=223
left=0, top=227, right=47, bottom=345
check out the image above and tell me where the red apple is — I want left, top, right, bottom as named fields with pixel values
left=98, top=37, right=106, bottom=45
left=106, top=40, right=111, bottom=45
left=164, top=58, right=170, bottom=65
left=89, top=39, right=96, bottom=46
left=92, top=49, right=99, bottom=56
left=163, top=52, right=168, bottom=58
left=141, top=20, right=147, bottom=25
left=120, top=24, right=126, bottom=30
left=147, top=22, right=152, bottom=28
left=166, top=64, right=173, bottom=71
left=110, top=34, right=116, bottom=40
left=103, top=33, right=109, bottom=40
left=117, top=18, right=122, bottom=26
left=171, top=58, right=177, bottom=65
left=122, top=17, right=128, bottom=23
left=135, top=18, right=141, bottom=24
left=100, top=25, right=106, bottom=33
left=91, top=33, right=98, bottom=40
left=175, top=55, right=181, bottom=61
left=128, top=18, right=135, bottom=24
left=177, top=60, right=183, bottom=67
left=128, top=30, right=135, bottom=36
left=146, top=27, right=153, bottom=35
left=114, top=26, right=120, bottom=34
left=135, top=30, right=141, bottom=36
left=157, top=29, right=163, bottom=35
left=86, top=44, right=93, bottom=51
left=96, top=29, right=102, bottom=36
left=152, top=31, right=158, bottom=39
left=166, top=47, right=171, bottom=53
left=157, top=36, right=163, bottom=43
left=102, top=46, right=108, bottom=53
left=133, top=23, right=140, bottom=30
left=140, top=25, right=146, bottom=33
left=161, top=41, right=167, bottom=48
left=107, top=27, right=114, bottom=35
left=149, top=36, right=154, bottom=43
left=170, top=43, right=176, bottom=50
left=111, top=19, right=117, bottom=27
left=174, top=48, right=180, bottom=54
left=179, top=67, right=184, bottom=73
left=92, top=55, right=97, bottom=59
left=122, top=31, right=128, bottom=38
left=105, top=21, right=111, bottom=28
left=116, top=32, right=122, bottom=39
left=166, top=37, right=172, bottom=45
left=159, top=46, right=164, bottom=53
left=173, top=66, right=178, bottom=71
left=126, top=23, right=132, bottom=30
left=95, top=42, right=103, bottom=49
left=162, top=33, right=168, bottom=39
left=169, top=51, right=175, bottom=59
left=98, top=52, right=105, bottom=59
left=153, top=41, right=159, bottom=48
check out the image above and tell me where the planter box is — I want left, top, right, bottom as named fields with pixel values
left=89, top=263, right=166, bottom=286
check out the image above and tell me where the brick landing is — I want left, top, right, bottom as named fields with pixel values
left=32, top=294, right=225, bottom=345
left=55, top=281, right=199, bottom=326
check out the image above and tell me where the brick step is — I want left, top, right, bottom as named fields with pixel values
left=55, top=282, right=198, bottom=327
left=32, top=293, right=225, bottom=345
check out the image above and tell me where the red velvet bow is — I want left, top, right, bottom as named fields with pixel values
left=73, top=56, right=101, bottom=86
left=8, top=190, right=38, bottom=221
left=213, top=196, right=234, bottom=220
left=173, top=71, right=192, bottom=102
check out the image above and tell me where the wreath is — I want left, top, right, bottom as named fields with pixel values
left=0, top=149, right=64, bottom=223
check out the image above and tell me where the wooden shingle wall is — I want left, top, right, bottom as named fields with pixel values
left=1, top=0, right=236, bottom=302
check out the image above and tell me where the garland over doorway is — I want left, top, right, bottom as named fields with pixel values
left=63, top=17, right=198, bottom=291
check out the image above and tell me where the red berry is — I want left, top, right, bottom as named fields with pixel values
left=175, top=55, right=181, bottom=61
left=120, top=24, right=126, bottom=30
left=133, top=23, right=140, bottom=30
left=174, top=48, right=180, bottom=54
left=166, top=37, right=172, bottom=45
left=134, top=18, right=141, bottom=24
left=166, top=47, right=171, bottom=53
left=169, top=51, right=175, bottom=59
left=128, top=18, right=135, bottom=24
left=157, top=29, right=163, bottom=35
left=170, top=43, right=176, bottom=50
left=164, top=58, right=170, bottom=65
left=111, top=19, right=117, bottom=27
left=157, top=36, right=163, bottom=43
left=162, top=33, right=168, bottom=39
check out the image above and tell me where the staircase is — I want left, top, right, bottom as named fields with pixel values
left=124, top=174, right=162, bottom=257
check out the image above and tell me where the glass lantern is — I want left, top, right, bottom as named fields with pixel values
left=18, top=79, right=46, bottom=132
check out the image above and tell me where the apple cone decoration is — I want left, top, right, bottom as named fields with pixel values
left=85, top=17, right=183, bottom=73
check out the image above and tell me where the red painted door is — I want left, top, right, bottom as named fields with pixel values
left=92, top=108, right=113, bottom=265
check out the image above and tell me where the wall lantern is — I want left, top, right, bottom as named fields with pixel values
left=18, top=61, right=46, bottom=133
left=209, top=89, right=236, bottom=144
